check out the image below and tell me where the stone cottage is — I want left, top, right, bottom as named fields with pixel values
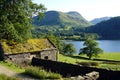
left=0, top=38, right=58, bottom=63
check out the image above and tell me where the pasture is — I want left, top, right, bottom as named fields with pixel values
left=58, top=52, right=120, bottom=70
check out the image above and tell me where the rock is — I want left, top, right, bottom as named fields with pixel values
left=85, top=71, right=99, bottom=80
left=70, top=77, right=76, bottom=80
left=77, top=75, right=85, bottom=80
left=70, top=71, right=99, bottom=80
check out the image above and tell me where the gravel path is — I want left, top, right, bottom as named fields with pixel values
left=0, top=65, right=17, bottom=77
left=0, top=65, right=34, bottom=79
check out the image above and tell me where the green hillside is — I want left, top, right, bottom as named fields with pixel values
left=32, top=11, right=91, bottom=29
left=88, top=16, right=120, bottom=40
left=32, top=11, right=93, bottom=39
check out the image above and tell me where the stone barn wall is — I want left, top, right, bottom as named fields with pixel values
left=40, top=49, right=58, bottom=61
left=6, top=53, right=31, bottom=65
left=5, top=48, right=58, bottom=65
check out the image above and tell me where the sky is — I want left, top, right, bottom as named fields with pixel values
left=32, top=0, right=120, bottom=20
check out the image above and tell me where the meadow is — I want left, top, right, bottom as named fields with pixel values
left=98, top=52, right=120, bottom=61
left=58, top=52, right=120, bottom=71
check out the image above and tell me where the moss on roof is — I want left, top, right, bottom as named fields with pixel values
left=1, top=39, right=55, bottom=54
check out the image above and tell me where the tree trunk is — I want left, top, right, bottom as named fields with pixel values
left=88, top=54, right=92, bottom=60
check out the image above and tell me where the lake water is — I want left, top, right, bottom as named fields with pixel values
left=64, top=40, right=120, bottom=53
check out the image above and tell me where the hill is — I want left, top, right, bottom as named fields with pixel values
left=90, top=17, right=111, bottom=25
left=32, top=11, right=93, bottom=39
left=88, top=16, right=120, bottom=39
left=32, top=11, right=91, bottom=29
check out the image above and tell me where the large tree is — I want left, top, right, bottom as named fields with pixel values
left=0, top=0, right=46, bottom=42
left=79, top=39, right=103, bottom=59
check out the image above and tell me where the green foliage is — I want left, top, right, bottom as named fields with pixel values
left=24, top=66, right=62, bottom=79
left=31, top=25, right=99, bottom=41
left=46, top=34, right=63, bottom=53
left=32, top=11, right=93, bottom=41
left=79, top=39, right=103, bottom=59
left=45, top=34, right=76, bottom=55
left=63, top=43, right=76, bottom=55
left=0, top=74, right=17, bottom=80
left=0, top=0, right=46, bottom=42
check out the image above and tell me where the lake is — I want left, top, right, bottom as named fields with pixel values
left=64, top=40, right=120, bottom=53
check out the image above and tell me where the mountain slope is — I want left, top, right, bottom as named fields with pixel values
left=89, top=16, right=120, bottom=39
left=32, top=11, right=91, bottom=28
left=90, top=17, right=111, bottom=25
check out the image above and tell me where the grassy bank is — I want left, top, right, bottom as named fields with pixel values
left=24, top=66, right=62, bottom=79
left=0, top=61, right=24, bottom=73
left=58, top=52, right=120, bottom=70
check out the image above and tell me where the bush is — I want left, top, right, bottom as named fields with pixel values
left=24, top=66, right=62, bottom=79
left=76, top=62, right=99, bottom=67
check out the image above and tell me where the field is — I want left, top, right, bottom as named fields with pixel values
left=58, top=52, right=120, bottom=70
left=98, top=52, right=120, bottom=61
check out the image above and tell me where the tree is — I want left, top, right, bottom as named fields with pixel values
left=63, top=43, right=76, bottom=55
left=0, top=0, right=46, bottom=42
left=79, top=39, right=103, bottom=59
left=46, top=33, right=63, bottom=53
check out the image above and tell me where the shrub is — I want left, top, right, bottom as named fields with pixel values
left=24, top=66, right=62, bottom=79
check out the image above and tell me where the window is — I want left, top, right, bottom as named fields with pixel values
left=44, top=56, right=48, bottom=60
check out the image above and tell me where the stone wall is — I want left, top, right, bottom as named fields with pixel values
left=32, top=58, right=120, bottom=80
left=5, top=48, right=58, bottom=65
left=6, top=53, right=31, bottom=65
left=40, top=49, right=58, bottom=61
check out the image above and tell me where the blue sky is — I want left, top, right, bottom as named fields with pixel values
left=32, top=0, right=120, bottom=20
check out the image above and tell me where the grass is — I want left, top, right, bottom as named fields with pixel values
left=0, top=74, right=17, bottom=80
left=0, top=61, right=24, bottom=73
left=58, top=52, right=120, bottom=71
left=99, top=64, right=120, bottom=71
left=58, top=54, right=90, bottom=64
left=0, top=61, right=62, bottom=79
left=24, top=66, right=62, bottom=79
left=97, top=52, right=120, bottom=61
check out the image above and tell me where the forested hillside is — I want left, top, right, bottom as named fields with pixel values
left=88, top=16, right=120, bottom=39
left=32, top=11, right=94, bottom=40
